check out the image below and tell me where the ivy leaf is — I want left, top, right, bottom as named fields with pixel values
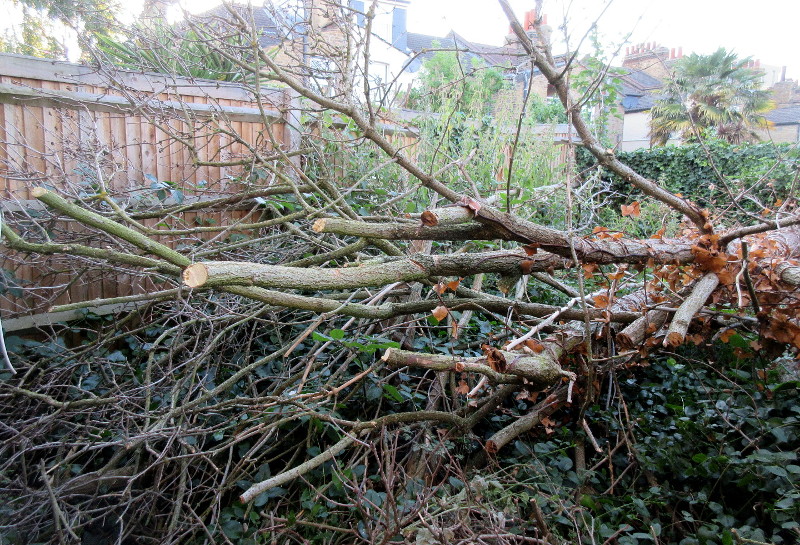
left=383, top=384, right=404, bottom=402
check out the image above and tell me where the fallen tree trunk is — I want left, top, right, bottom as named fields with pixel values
left=183, top=250, right=566, bottom=290
left=382, top=343, right=577, bottom=391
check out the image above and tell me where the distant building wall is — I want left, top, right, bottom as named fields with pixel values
left=621, top=111, right=651, bottom=151
left=760, top=124, right=800, bottom=144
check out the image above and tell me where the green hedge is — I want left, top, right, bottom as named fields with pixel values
left=579, top=141, right=799, bottom=216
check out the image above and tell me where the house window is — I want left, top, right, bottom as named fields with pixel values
left=370, top=61, right=390, bottom=86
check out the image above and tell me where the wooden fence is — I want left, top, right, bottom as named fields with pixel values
left=0, top=53, right=573, bottom=330
left=0, top=53, right=295, bottom=324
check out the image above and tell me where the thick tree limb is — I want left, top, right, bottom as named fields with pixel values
left=314, top=217, right=699, bottom=265
left=776, top=262, right=800, bottom=286
left=382, top=348, right=521, bottom=385
left=1, top=223, right=182, bottom=276
left=498, top=0, right=709, bottom=232
left=222, top=285, right=640, bottom=322
left=617, top=310, right=670, bottom=350
left=485, top=390, right=567, bottom=454
left=664, top=273, right=720, bottom=346
left=50, top=288, right=188, bottom=313
left=240, top=433, right=358, bottom=503
left=382, top=346, right=576, bottom=390
left=312, top=217, right=513, bottom=241
left=31, top=188, right=190, bottom=267
left=183, top=250, right=565, bottom=290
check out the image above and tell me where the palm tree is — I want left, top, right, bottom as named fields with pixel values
left=649, top=48, right=774, bottom=145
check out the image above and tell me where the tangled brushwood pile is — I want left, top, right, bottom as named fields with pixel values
left=0, top=1, right=798, bottom=543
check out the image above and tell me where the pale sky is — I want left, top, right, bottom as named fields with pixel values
left=403, top=0, right=799, bottom=81
left=2, top=0, right=798, bottom=79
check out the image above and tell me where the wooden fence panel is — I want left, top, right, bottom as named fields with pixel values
left=0, top=53, right=291, bottom=320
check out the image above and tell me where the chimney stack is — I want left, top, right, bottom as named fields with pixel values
left=781, top=66, right=787, bottom=82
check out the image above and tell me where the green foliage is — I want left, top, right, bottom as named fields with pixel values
left=650, top=48, right=774, bottom=145
left=524, top=95, right=568, bottom=124
left=10, top=0, right=119, bottom=41
left=407, top=49, right=507, bottom=114
left=579, top=140, right=799, bottom=223
left=490, top=345, right=800, bottom=545
left=0, top=4, right=66, bottom=58
left=95, top=19, right=254, bottom=82
left=570, top=31, right=626, bottom=146
left=14, top=0, right=119, bottom=26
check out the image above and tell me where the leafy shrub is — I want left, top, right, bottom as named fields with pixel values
left=579, top=141, right=799, bottom=223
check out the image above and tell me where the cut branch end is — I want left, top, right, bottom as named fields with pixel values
left=312, top=218, right=327, bottom=233
left=183, top=264, right=209, bottom=288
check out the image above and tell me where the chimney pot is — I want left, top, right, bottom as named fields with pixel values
left=524, top=10, right=535, bottom=30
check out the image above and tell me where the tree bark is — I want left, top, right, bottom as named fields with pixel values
left=382, top=346, right=576, bottom=391
left=183, top=250, right=567, bottom=290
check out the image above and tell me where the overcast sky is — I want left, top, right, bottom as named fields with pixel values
left=402, top=0, right=798, bottom=80
left=2, top=0, right=797, bottom=79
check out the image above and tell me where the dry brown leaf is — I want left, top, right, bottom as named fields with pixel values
left=461, top=196, right=482, bottom=213
left=524, top=339, right=545, bottom=353
left=447, top=278, right=462, bottom=291
left=608, top=267, right=626, bottom=281
left=483, top=345, right=507, bottom=373
left=592, top=294, right=610, bottom=308
left=520, top=260, right=536, bottom=275
left=522, top=243, right=540, bottom=256
left=621, top=201, right=641, bottom=217
left=431, top=305, right=448, bottom=322
left=717, top=268, right=736, bottom=286
left=420, top=210, right=439, bottom=226
left=691, top=246, right=729, bottom=273
left=719, top=328, right=736, bottom=343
